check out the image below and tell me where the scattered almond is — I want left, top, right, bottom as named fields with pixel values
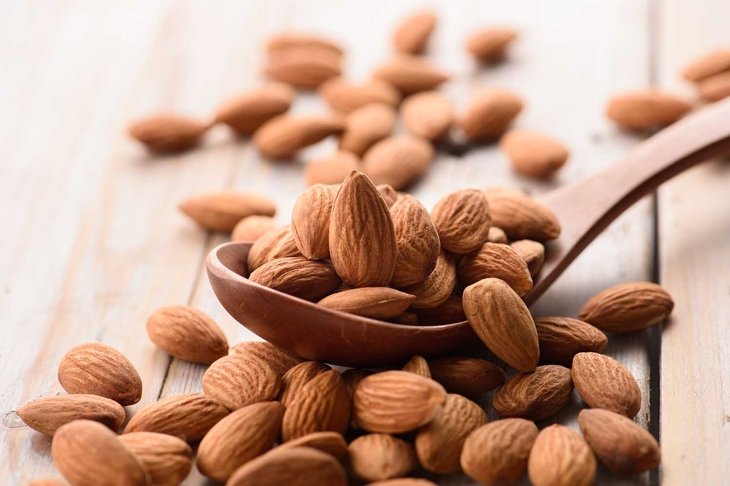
left=291, top=184, right=338, bottom=259
left=681, top=48, right=730, bottom=81
left=431, top=189, right=491, bottom=254
left=458, top=242, right=533, bottom=295
left=279, top=361, right=330, bottom=407
left=501, top=129, right=569, bottom=179
left=466, top=27, right=519, bottom=62
left=535, top=317, right=608, bottom=366
left=227, top=446, right=347, bottom=486
left=275, top=431, right=349, bottom=459
left=485, top=191, right=561, bottom=240
left=18, top=394, right=125, bottom=436
left=403, top=251, right=456, bottom=309
left=372, top=56, right=450, bottom=95
left=213, top=83, right=295, bottom=135
left=249, top=256, right=341, bottom=301
left=510, top=239, right=545, bottom=277
left=318, top=287, right=415, bottom=320
left=254, top=114, right=344, bottom=159
left=232, top=215, right=277, bottom=242
left=247, top=225, right=302, bottom=271
left=349, top=433, right=418, bottom=482
left=492, top=365, right=573, bottom=420
left=697, top=71, right=730, bottom=102
left=428, top=356, right=505, bottom=398
left=179, top=191, right=276, bottom=232
left=202, top=354, right=281, bottom=411
left=401, top=91, right=453, bottom=141
left=229, top=341, right=303, bottom=377
left=263, top=47, right=342, bottom=89
left=320, top=78, right=401, bottom=113
left=460, top=89, right=523, bottom=141
left=340, top=104, right=397, bottom=156
left=128, top=113, right=209, bottom=153
left=362, top=135, right=434, bottom=190
left=528, top=425, right=596, bottom=486
left=390, top=194, right=440, bottom=287
left=393, top=9, right=437, bottom=54
left=266, top=33, right=344, bottom=58
left=571, top=352, right=641, bottom=418
left=119, top=432, right=193, bottom=486
left=605, top=89, right=692, bottom=131
left=305, top=151, right=361, bottom=186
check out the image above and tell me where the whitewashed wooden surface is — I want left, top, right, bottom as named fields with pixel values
left=0, top=1, right=727, bottom=485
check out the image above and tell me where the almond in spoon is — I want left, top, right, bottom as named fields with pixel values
left=431, top=189, right=491, bottom=254
left=318, top=287, right=415, bottom=320
left=291, top=184, right=338, bottom=260
left=458, top=242, right=533, bottom=296
left=249, top=256, right=341, bottom=301
left=390, top=194, right=440, bottom=287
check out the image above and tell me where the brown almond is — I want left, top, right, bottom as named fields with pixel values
left=578, top=408, right=661, bottom=474
left=214, top=83, right=294, bottom=135
left=402, top=355, right=431, bottom=378
left=403, top=251, right=456, bottom=309
left=463, top=278, right=539, bottom=372
left=390, top=194, right=440, bottom=287
left=202, top=354, right=281, bottom=411
left=229, top=341, right=303, bottom=377
left=605, top=89, right=692, bottom=131
left=329, top=170, right=397, bottom=287
left=510, top=239, right=545, bottom=277
left=492, top=365, right=573, bottom=420
left=362, top=135, right=434, bottom=190
left=372, top=56, right=449, bottom=95
left=197, top=401, right=285, bottom=482
left=275, top=431, right=348, bottom=459
left=249, top=256, right=341, bottom=301
left=58, top=343, right=142, bottom=406
left=428, top=356, right=505, bottom=398
left=179, top=191, right=276, bottom=232
left=681, top=48, right=730, bottom=81
left=119, top=432, right=192, bottom=486
left=146, top=305, right=228, bottom=365
left=377, top=184, right=400, bottom=207
left=18, top=394, right=125, bottom=436
left=697, top=71, right=730, bottom=102
left=263, top=47, right=342, bottom=89
left=232, top=215, right=277, bottom=242
left=340, top=104, right=397, bottom=156
left=247, top=225, right=301, bottom=271
left=349, top=434, right=418, bottom=481
left=254, top=114, right=344, bottom=159
left=318, top=287, right=415, bottom=320
left=527, top=425, right=596, bottom=486
left=458, top=242, right=533, bottom=295
left=485, top=191, right=561, bottom=240
left=391, top=310, right=419, bottom=325
left=460, top=89, right=523, bottom=141
left=227, top=446, right=347, bottom=486
left=501, top=129, right=569, bottom=179
left=320, top=78, right=400, bottom=114
left=487, top=226, right=508, bottom=243
left=278, top=361, right=330, bottom=407
left=291, top=184, right=338, bottom=259
left=266, top=33, right=344, bottom=58
left=125, top=393, right=228, bottom=441
left=52, top=420, right=148, bottom=486
left=579, top=281, right=674, bottom=333
left=305, top=151, right=360, bottom=186
left=29, top=479, right=68, bottom=486
left=401, top=91, right=453, bottom=141
left=353, top=370, right=447, bottom=434
left=466, top=27, right=519, bottom=62
left=572, top=352, right=641, bottom=418
left=431, top=189, right=491, bottom=254
left=535, top=317, right=608, bottom=366
left=393, top=9, right=437, bottom=54
left=461, top=418, right=538, bottom=486
left=369, top=480, right=437, bottom=486
left=414, top=294, right=466, bottom=325
left=282, top=370, right=351, bottom=441
left=128, top=114, right=209, bottom=153
left=415, top=394, right=487, bottom=474
left=342, top=368, right=372, bottom=399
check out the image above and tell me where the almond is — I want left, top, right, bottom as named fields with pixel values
left=460, top=89, right=523, bottom=141
left=227, top=446, right=347, bottom=486
left=291, top=184, right=338, bottom=259
left=428, top=356, right=506, bottom=398
left=577, top=408, right=661, bottom=474
left=509, top=239, right=545, bottom=277
left=266, top=33, right=344, bottom=58
left=681, top=48, right=730, bottom=81
left=461, top=418, right=538, bottom=486
left=340, top=104, right=397, bottom=156
left=179, top=191, right=276, bottom=232
left=342, top=368, right=371, bottom=398
left=349, top=434, right=418, bottom=481
left=578, top=281, right=674, bottom=333
left=202, top=354, right=281, bottom=411
left=431, top=189, right=491, bottom=254
left=282, top=370, right=351, bottom=441
left=697, top=71, right=730, bottom=102
left=605, top=89, right=692, bottom=130
left=229, top=341, right=303, bottom=377
left=305, top=151, right=360, bottom=186
left=492, top=365, right=573, bottom=420
left=232, top=215, right=277, bottom=242
left=318, top=287, right=415, bottom=320
left=28, top=480, right=66, bottom=486
left=128, top=114, right=209, bottom=153
left=278, top=361, right=330, bottom=407
left=249, top=256, right=341, bottom=301
left=402, top=355, right=431, bottom=378
left=571, top=352, right=641, bottom=418
left=213, top=83, right=295, bottom=135
left=535, top=317, right=608, bottom=366
left=369, top=480, right=437, bottom=486
left=362, top=135, right=434, bottom=190
left=391, top=310, right=419, bottom=325
left=247, top=225, right=301, bottom=271
left=463, top=278, right=539, bottom=372
left=18, top=394, right=125, bottom=436
left=389, top=194, right=440, bottom=287
left=377, top=184, right=399, bottom=207
left=197, top=401, right=285, bottom=482
left=58, top=343, right=142, bottom=406
left=274, top=431, right=348, bottom=459
left=485, top=191, right=561, bottom=240
left=458, top=242, right=533, bottom=295
left=415, top=394, right=487, bottom=474
left=372, top=56, right=449, bottom=95
left=527, top=425, right=596, bottom=486
left=254, top=114, right=345, bottom=159
left=329, top=171, right=397, bottom=287
left=320, top=78, right=401, bottom=113
left=487, top=226, right=508, bottom=243
left=403, top=251, right=456, bottom=309
left=52, top=420, right=148, bottom=486
left=145, top=305, right=228, bottom=365
left=119, top=432, right=192, bottom=486
left=466, top=27, right=519, bottom=62
left=501, top=129, right=569, bottom=179
left=413, top=295, right=466, bottom=325
left=353, top=370, right=447, bottom=433
left=125, top=394, right=228, bottom=441
left=263, top=47, right=342, bottom=89
left=393, top=9, right=437, bottom=54
left=401, top=91, right=453, bottom=141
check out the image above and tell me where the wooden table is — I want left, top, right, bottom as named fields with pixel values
left=1, top=1, right=728, bottom=484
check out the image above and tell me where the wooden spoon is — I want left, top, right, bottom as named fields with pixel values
left=207, top=98, right=730, bottom=367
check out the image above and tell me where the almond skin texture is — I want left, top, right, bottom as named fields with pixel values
left=128, top=113, right=209, bottom=153
left=247, top=225, right=301, bottom=271
left=253, top=114, right=344, bottom=159
left=535, top=317, right=608, bottom=366
left=197, top=401, right=285, bottom=482
left=605, top=89, right=692, bottom=131
left=329, top=171, right=397, bottom=287
left=697, top=71, right=730, bottom=102
left=402, top=355, right=431, bottom=378
left=282, top=370, right=351, bottom=441
left=266, top=33, right=344, bottom=57
left=320, top=78, right=401, bottom=113
left=578, top=408, right=661, bottom=474
left=401, top=91, right=453, bottom=141
left=263, top=47, right=342, bottom=89
left=124, top=393, right=228, bottom=441
left=428, top=356, right=506, bottom=398
left=403, top=251, right=456, bottom=309
left=373, top=56, right=450, bottom=95
left=578, top=281, right=674, bottom=333
left=353, top=370, right=447, bottom=434
left=458, top=242, right=533, bottom=296
left=227, top=446, right=347, bottom=486
left=248, top=256, right=341, bottom=301
left=318, top=287, right=415, bottom=320
left=487, top=226, right=508, bottom=243
left=275, top=431, right=348, bottom=459
left=414, top=294, right=466, bottom=325
left=202, top=354, right=281, bottom=411
left=463, top=278, right=539, bottom=372
left=291, top=184, right=338, bottom=259
left=393, top=9, right=437, bottom=54
left=528, top=425, right=596, bottom=486
left=466, top=27, right=519, bottom=62
left=390, top=194, right=440, bottom=287
left=362, top=135, right=434, bottom=190
left=214, top=83, right=294, bottom=135
left=486, top=191, right=561, bottom=240
left=58, top=343, right=142, bottom=406
left=416, top=394, right=488, bottom=474
left=18, top=394, right=125, bottom=436
left=461, top=418, right=538, bottom=486
left=572, top=352, right=641, bottom=418
left=119, top=432, right=192, bottom=486
left=305, top=151, right=360, bottom=186
left=52, top=420, right=148, bottom=486
left=146, top=305, right=228, bottom=365
left=179, top=192, right=276, bottom=232
left=431, top=189, right=491, bottom=255
left=492, top=365, right=573, bottom=421
left=340, top=103, right=397, bottom=156
left=461, top=89, right=524, bottom=141
left=681, top=48, right=730, bottom=81
left=232, top=215, right=277, bottom=242
left=501, top=129, right=570, bottom=179
left=229, top=341, right=303, bottom=377
left=348, top=434, right=418, bottom=482
left=278, top=361, right=330, bottom=407
left=510, top=239, right=545, bottom=277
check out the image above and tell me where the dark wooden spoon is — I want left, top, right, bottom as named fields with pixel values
left=207, top=98, right=730, bottom=367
